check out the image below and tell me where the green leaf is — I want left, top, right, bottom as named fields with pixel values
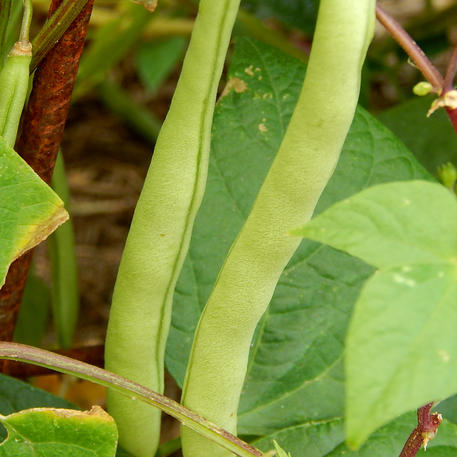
left=0, top=374, right=131, bottom=456
left=0, top=137, right=68, bottom=288
left=293, top=181, right=457, bottom=268
left=137, top=37, right=186, bottom=95
left=165, top=36, right=431, bottom=439
left=0, top=373, right=75, bottom=441
left=346, top=262, right=457, bottom=448
left=0, top=406, right=117, bottom=456
left=254, top=415, right=457, bottom=457
left=295, top=180, right=457, bottom=447
left=241, top=0, right=319, bottom=34
left=377, top=96, right=457, bottom=176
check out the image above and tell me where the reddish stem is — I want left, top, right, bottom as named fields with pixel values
left=444, top=44, right=457, bottom=91
left=0, top=0, right=94, bottom=348
left=375, top=4, right=457, bottom=137
left=399, top=403, right=442, bottom=457
left=445, top=107, right=457, bottom=134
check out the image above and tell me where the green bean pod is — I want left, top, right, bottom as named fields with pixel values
left=180, top=2, right=375, bottom=457
left=104, top=1, right=241, bottom=456
left=0, top=41, right=31, bottom=147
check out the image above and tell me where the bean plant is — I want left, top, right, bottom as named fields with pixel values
left=1, top=1, right=457, bottom=457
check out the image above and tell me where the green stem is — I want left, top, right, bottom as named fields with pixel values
left=31, top=0, right=90, bottom=71
left=0, top=0, right=12, bottom=68
left=0, top=342, right=263, bottom=457
left=49, top=152, right=80, bottom=349
left=19, top=0, right=32, bottom=43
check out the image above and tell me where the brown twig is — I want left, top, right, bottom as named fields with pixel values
left=0, top=0, right=94, bottom=347
left=3, top=345, right=104, bottom=378
left=375, top=4, right=444, bottom=90
left=444, top=45, right=457, bottom=91
left=398, top=403, right=442, bottom=457
left=375, top=4, right=457, bottom=136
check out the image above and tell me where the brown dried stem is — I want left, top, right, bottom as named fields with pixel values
left=0, top=0, right=94, bottom=347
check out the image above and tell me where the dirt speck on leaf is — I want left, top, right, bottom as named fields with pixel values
left=244, top=65, right=254, bottom=76
left=219, top=77, right=248, bottom=100
left=258, top=118, right=267, bottom=132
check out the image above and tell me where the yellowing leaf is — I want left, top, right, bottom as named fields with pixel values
left=0, top=137, right=68, bottom=287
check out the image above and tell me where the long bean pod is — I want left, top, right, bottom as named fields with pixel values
left=180, top=2, right=375, bottom=457
left=104, top=1, right=241, bottom=456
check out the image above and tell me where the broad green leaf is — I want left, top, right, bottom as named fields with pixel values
left=0, top=406, right=117, bottom=456
left=346, top=263, right=457, bottom=448
left=377, top=96, right=457, bottom=176
left=293, top=181, right=457, bottom=268
left=253, top=414, right=457, bottom=457
left=137, top=37, right=186, bottom=95
left=295, top=180, right=457, bottom=447
left=241, top=0, right=318, bottom=34
left=0, top=373, right=74, bottom=416
left=165, top=36, right=431, bottom=439
left=0, top=137, right=68, bottom=288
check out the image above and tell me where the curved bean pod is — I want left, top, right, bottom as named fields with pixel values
left=180, top=2, right=375, bottom=457
left=104, top=1, right=241, bottom=456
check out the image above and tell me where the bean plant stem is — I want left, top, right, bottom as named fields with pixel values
left=375, top=5, right=457, bottom=136
left=445, top=108, right=457, bottom=134
left=5, top=344, right=104, bottom=378
left=442, top=44, right=457, bottom=134
left=19, top=0, right=32, bottom=43
left=0, top=0, right=12, bottom=67
left=398, top=403, right=442, bottom=457
left=375, top=4, right=444, bottom=90
left=31, top=0, right=91, bottom=71
left=0, top=342, right=263, bottom=457
left=444, top=44, right=457, bottom=91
